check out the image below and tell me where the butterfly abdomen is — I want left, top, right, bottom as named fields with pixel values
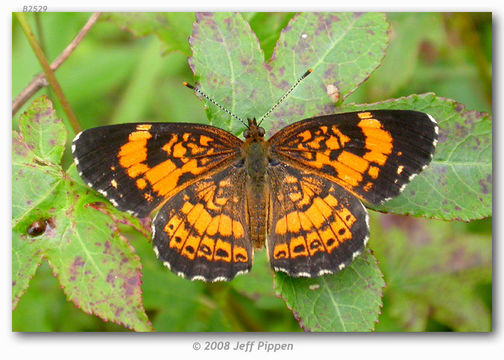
left=243, top=138, right=269, bottom=248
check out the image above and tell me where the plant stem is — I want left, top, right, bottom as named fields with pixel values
left=15, top=13, right=81, bottom=134
left=13, top=13, right=101, bottom=131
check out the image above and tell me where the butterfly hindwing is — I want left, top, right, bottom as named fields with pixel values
left=268, top=110, right=438, bottom=205
left=152, top=165, right=252, bottom=281
left=72, top=123, right=242, bottom=217
left=267, top=164, right=369, bottom=277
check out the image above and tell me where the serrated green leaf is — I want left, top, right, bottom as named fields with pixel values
left=104, top=12, right=195, bottom=56
left=12, top=230, right=44, bottom=308
left=12, top=97, right=152, bottom=331
left=18, top=95, right=67, bottom=164
left=372, top=213, right=492, bottom=331
left=274, top=249, right=384, bottom=332
left=189, top=12, right=272, bottom=135
left=341, top=93, right=492, bottom=221
left=12, top=96, right=65, bottom=228
left=266, top=12, right=389, bottom=133
left=190, top=12, right=389, bottom=137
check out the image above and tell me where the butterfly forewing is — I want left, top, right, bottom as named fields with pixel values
left=73, top=123, right=242, bottom=217
left=268, top=110, right=438, bottom=206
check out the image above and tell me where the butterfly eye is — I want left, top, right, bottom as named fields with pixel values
left=243, top=129, right=250, bottom=138
left=258, top=127, right=265, bottom=137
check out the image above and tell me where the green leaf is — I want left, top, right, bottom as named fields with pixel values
left=267, top=12, right=389, bottom=132
left=273, top=249, right=385, bottom=332
left=12, top=230, right=44, bottom=308
left=12, top=97, right=152, bottom=331
left=12, top=96, right=64, bottom=229
left=18, top=96, right=67, bottom=164
left=372, top=213, right=492, bottom=331
left=341, top=93, right=492, bottom=221
left=189, top=12, right=272, bottom=135
left=190, top=12, right=389, bottom=135
left=104, top=12, right=195, bottom=56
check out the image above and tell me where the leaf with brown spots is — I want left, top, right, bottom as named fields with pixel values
left=273, top=249, right=385, bottom=332
left=190, top=12, right=389, bottom=135
left=12, top=97, right=152, bottom=331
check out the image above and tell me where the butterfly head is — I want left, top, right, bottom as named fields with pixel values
left=243, top=118, right=265, bottom=140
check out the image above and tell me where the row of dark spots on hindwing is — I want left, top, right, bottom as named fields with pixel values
left=157, top=170, right=248, bottom=266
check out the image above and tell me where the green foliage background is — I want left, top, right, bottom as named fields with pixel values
left=12, top=12, right=492, bottom=332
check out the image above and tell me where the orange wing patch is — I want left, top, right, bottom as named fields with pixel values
left=118, top=128, right=238, bottom=200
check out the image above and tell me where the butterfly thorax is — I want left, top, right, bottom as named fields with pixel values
left=242, top=118, right=269, bottom=248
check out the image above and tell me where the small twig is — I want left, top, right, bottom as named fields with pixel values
left=15, top=13, right=82, bottom=134
left=12, top=12, right=101, bottom=118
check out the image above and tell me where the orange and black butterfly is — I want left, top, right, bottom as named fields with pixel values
left=72, top=72, right=438, bottom=281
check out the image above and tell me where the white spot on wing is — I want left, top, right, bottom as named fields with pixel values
left=364, top=207, right=370, bottom=229
left=294, top=271, right=311, bottom=278
left=153, top=245, right=159, bottom=258
left=73, top=131, right=83, bottom=142
left=427, top=113, right=437, bottom=125
left=235, top=270, right=249, bottom=277
left=317, top=269, right=333, bottom=276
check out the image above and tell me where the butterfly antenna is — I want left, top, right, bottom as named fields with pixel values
left=183, top=82, right=248, bottom=127
left=257, top=68, right=313, bottom=126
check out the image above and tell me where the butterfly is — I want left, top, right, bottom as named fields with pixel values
left=72, top=69, right=438, bottom=281
left=72, top=107, right=438, bottom=282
